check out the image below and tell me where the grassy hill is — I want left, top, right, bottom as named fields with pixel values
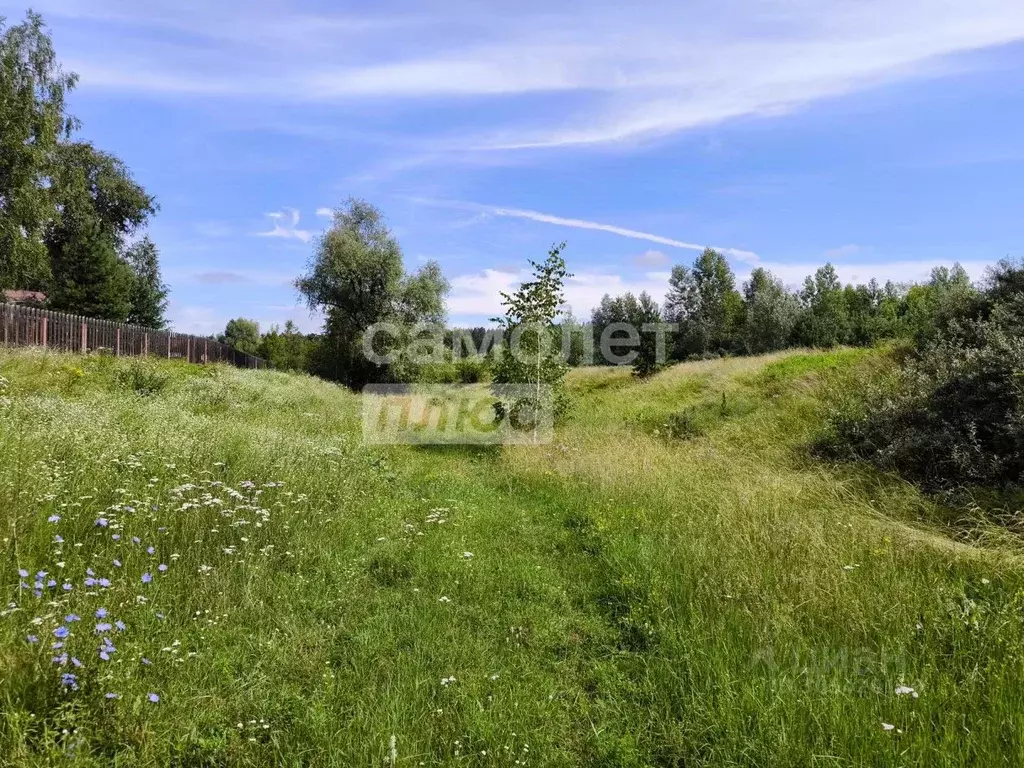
left=1, top=348, right=1022, bottom=766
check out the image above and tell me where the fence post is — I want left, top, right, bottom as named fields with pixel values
left=80, top=320, right=87, bottom=353
left=144, top=333, right=149, bottom=356
left=167, top=332, right=172, bottom=359
left=186, top=336, right=191, bottom=363
left=41, top=316, right=47, bottom=348
left=204, top=339, right=208, bottom=364
left=116, top=327, right=121, bottom=356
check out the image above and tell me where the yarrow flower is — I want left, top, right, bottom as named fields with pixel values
left=894, top=686, right=919, bottom=698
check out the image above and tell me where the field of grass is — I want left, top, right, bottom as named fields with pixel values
left=2, top=347, right=1023, bottom=766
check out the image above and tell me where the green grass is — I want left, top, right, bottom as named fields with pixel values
left=1, top=347, right=1023, bottom=766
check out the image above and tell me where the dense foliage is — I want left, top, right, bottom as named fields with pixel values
left=0, top=13, right=168, bottom=327
left=295, top=198, right=450, bottom=388
left=822, top=261, right=1024, bottom=493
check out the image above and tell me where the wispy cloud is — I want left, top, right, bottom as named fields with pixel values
left=51, top=1, right=1024, bottom=150
left=824, top=244, right=864, bottom=259
left=414, top=198, right=759, bottom=263
left=315, top=207, right=333, bottom=218
left=256, top=208, right=311, bottom=243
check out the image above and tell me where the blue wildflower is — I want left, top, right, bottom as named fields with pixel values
left=141, top=572, right=152, bottom=584
left=86, top=568, right=95, bottom=576
left=115, top=620, right=126, bottom=631
left=47, top=514, right=60, bottom=523
left=53, top=652, right=68, bottom=665
left=66, top=614, right=81, bottom=622
left=62, top=583, right=72, bottom=591
left=52, top=641, right=64, bottom=649
left=113, top=559, right=122, bottom=568
left=132, top=537, right=140, bottom=544
left=60, top=672, right=78, bottom=690
left=54, top=626, right=69, bottom=639
left=98, top=578, right=111, bottom=588
left=18, top=569, right=28, bottom=578
left=71, top=657, right=81, bottom=668
left=147, top=693, right=159, bottom=703
left=95, top=608, right=108, bottom=618
left=54, top=535, right=64, bottom=544
left=46, top=579, right=56, bottom=588
left=84, top=578, right=96, bottom=587
left=147, top=546, right=155, bottom=555
left=141, top=657, right=152, bottom=666
left=158, top=564, right=168, bottom=572
left=112, top=534, right=121, bottom=541
left=95, top=518, right=109, bottom=527
left=105, top=692, right=119, bottom=699
left=95, top=622, right=112, bottom=633
left=27, top=634, right=39, bottom=644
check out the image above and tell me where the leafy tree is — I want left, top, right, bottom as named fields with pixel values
left=665, top=248, right=743, bottom=358
left=46, top=142, right=156, bottom=318
left=259, top=320, right=311, bottom=371
left=590, top=291, right=663, bottom=374
left=796, top=263, right=850, bottom=347
left=742, top=267, right=800, bottom=353
left=221, top=318, right=261, bottom=355
left=123, top=236, right=168, bottom=328
left=491, top=243, right=572, bottom=427
left=296, top=198, right=449, bottom=387
left=902, top=263, right=978, bottom=346
left=0, top=11, right=78, bottom=292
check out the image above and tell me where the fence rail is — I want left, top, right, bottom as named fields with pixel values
left=0, top=304, right=267, bottom=369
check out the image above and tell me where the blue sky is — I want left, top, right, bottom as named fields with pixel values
left=6, top=0, right=1024, bottom=334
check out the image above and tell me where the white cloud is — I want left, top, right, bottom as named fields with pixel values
left=634, top=249, right=669, bottom=267
left=823, top=244, right=863, bottom=259
left=315, top=207, right=334, bottom=218
left=750, top=258, right=995, bottom=290
left=256, top=208, right=311, bottom=243
left=49, top=0, right=1024, bottom=149
left=448, top=267, right=676, bottom=322
left=415, top=199, right=759, bottom=263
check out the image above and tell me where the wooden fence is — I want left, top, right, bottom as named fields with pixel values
left=0, top=304, right=267, bottom=369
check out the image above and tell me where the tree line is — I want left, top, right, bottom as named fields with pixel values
left=1, top=12, right=168, bottom=327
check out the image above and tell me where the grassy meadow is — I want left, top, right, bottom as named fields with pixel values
left=1, top=347, right=1023, bottom=766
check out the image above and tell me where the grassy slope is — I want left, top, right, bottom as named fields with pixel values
left=1, top=348, right=1022, bottom=767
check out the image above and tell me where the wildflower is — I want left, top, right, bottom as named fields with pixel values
left=894, top=686, right=919, bottom=698
left=18, top=569, right=29, bottom=578
left=71, top=657, right=81, bottom=668
left=158, top=563, right=168, bottom=572
left=95, top=622, right=112, bottom=633
left=53, top=652, right=68, bottom=665
left=440, top=676, right=457, bottom=686
left=113, top=560, right=122, bottom=568
left=141, top=572, right=152, bottom=584
left=62, top=583, right=72, bottom=591
left=95, top=518, right=109, bottom=528
left=96, top=608, right=108, bottom=618
left=48, top=515, right=60, bottom=523
left=27, top=634, right=39, bottom=644
left=60, top=673, right=79, bottom=690
left=141, top=657, right=152, bottom=666
left=147, top=693, right=160, bottom=703
left=439, top=596, right=452, bottom=603
left=147, top=547, right=155, bottom=555
left=981, top=578, right=991, bottom=585
left=115, top=620, right=126, bottom=631
left=65, top=614, right=81, bottom=623
left=54, top=535, right=64, bottom=544
left=54, top=626, right=69, bottom=639
left=112, top=534, right=121, bottom=541
left=98, top=578, right=111, bottom=588
left=132, top=537, right=140, bottom=545
left=882, top=722, right=895, bottom=731
left=462, top=552, right=474, bottom=559
left=105, top=693, right=119, bottom=699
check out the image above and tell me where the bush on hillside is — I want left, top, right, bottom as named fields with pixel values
left=820, top=261, right=1024, bottom=492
